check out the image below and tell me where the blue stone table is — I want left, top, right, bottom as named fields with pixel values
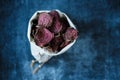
left=0, top=0, right=120, bottom=80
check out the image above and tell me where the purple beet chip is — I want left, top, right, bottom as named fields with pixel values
left=50, top=36, right=64, bottom=51
left=49, top=20, right=62, bottom=34
left=38, top=12, right=53, bottom=27
left=64, top=27, right=78, bottom=41
left=35, top=28, right=54, bottom=47
left=48, top=11, right=62, bottom=34
left=60, top=41, right=71, bottom=49
left=60, top=22, right=68, bottom=33
left=60, top=17, right=69, bottom=33
left=49, top=11, right=60, bottom=20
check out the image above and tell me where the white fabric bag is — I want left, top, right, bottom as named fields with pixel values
left=27, top=10, right=77, bottom=74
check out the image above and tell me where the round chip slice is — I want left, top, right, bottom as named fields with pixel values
left=35, top=28, right=54, bottom=47
left=38, top=12, right=53, bottom=27
left=64, top=27, right=78, bottom=41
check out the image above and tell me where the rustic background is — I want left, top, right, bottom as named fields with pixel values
left=0, top=0, right=120, bottom=80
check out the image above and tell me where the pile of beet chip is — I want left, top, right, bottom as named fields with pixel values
left=31, top=10, right=78, bottom=52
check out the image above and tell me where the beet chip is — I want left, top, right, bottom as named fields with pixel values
left=48, top=11, right=62, bottom=34
left=60, top=17, right=69, bottom=33
left=35, top=28, right=54, bottom=47
left=60, top=41, right=71, bottom=49
left=64, top=28, right=78, bottom=41
left=50, top=20, right=62, bottom=34
left=60, top=22, right=68, bottom=33
left=49, top=11, right=60, bottom=20
left=50, top=36, right=64, bottom=51
left=38, top=12, right=53, bottom=27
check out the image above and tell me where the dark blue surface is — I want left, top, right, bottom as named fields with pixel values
left=0, top=0, right=120, bottom=80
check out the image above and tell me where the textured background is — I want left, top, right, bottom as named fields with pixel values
left=0, top=0, right=120, bottom=80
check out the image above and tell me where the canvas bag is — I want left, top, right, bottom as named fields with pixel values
left=27, top=10, right=77, bottom=74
